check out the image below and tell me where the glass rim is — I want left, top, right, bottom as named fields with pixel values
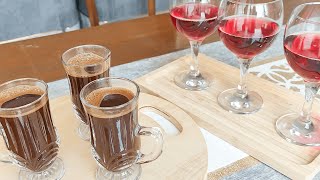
left=0, top=78, right=48, bottom=112
left=294, top=2, right=320, bottom=25
left=61, top=44, right=111, bottom=67
left=80, top=77, right=140, bottom=111
left=227, top=0, right=282, bottom=5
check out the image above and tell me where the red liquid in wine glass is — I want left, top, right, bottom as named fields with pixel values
left=284, top=33, right=320, bottom=82
left=170, top=3, right=219, bottom=42
left=218, top=16, right=280, bottom=59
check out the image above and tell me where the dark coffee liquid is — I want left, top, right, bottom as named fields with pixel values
left=2, top=94, right=40, bottom=108
left=67, top=70, right=108, bottom=123
left=0, top=93, right=58, bottom=171
left=100, top=94, right=129, bottom=107
left=86, top=88, right=140, bottom=171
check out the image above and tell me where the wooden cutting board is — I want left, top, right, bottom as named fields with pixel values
left=136, top=54, right=320, bottom=180
left=0, top=93, right=207, bottom=180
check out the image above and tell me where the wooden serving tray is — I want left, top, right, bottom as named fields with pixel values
left=136, top=54, right=320, bottom=180
left=0, top=93, right=207, bottom=180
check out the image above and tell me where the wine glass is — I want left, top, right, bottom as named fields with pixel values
left=276, top=2, right=320, bottom=146
left=169, top=0, right=221, bottom=90
left=217, top=0, right=283, bottom=114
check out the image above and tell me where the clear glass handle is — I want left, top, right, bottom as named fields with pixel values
left=137, top=126, right=163, bottom=164
left=0, top=126, right=11, bottom=164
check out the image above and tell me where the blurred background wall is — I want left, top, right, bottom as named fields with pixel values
left=0, top=0, right=169, bottom=42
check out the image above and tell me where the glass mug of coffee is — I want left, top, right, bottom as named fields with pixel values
left=80, top=77, right=163, bottom=180
left=0, top=78, right=64, bottom=179
left=62, top=45, right=111, bottom=141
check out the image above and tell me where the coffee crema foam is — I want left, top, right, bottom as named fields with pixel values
left=0, top=85, right=47, bottom=117
left=0, top=85, right=44, bottom=107
left=65, top=52, right=109, bottom=77
left=67, top=52, right=104, bottom=66
left=85, top=87, right=136, bottom=118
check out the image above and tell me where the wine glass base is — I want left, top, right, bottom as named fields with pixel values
left=96, top=164, right=141, bottom=180
left=19, top=158, right=64, bottom=180
left=77, top=122, right=91, bottom=141
left=174, top=70, right=211, bottom=91
left=276, top=113, right=320, bottom=146
left=217, top=88, right=263, bottom=114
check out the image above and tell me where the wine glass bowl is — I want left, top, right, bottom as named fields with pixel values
left=170, top=3, right=219, bottom=42
left=284, top=33, right=320, bottom=82
left=217, top=0, right=283, bottom=114
left=275, top=2, right=320, bottom=146
left=169, top=0, right=221, bottom=90
left=219, top=16, right=280, bottom=59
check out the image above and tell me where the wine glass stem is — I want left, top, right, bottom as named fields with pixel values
left=189, top=41, right=202, bottom=77
left=299, top=82, right=320, bottom=127
left=237, top=58, right=253, bottom=98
